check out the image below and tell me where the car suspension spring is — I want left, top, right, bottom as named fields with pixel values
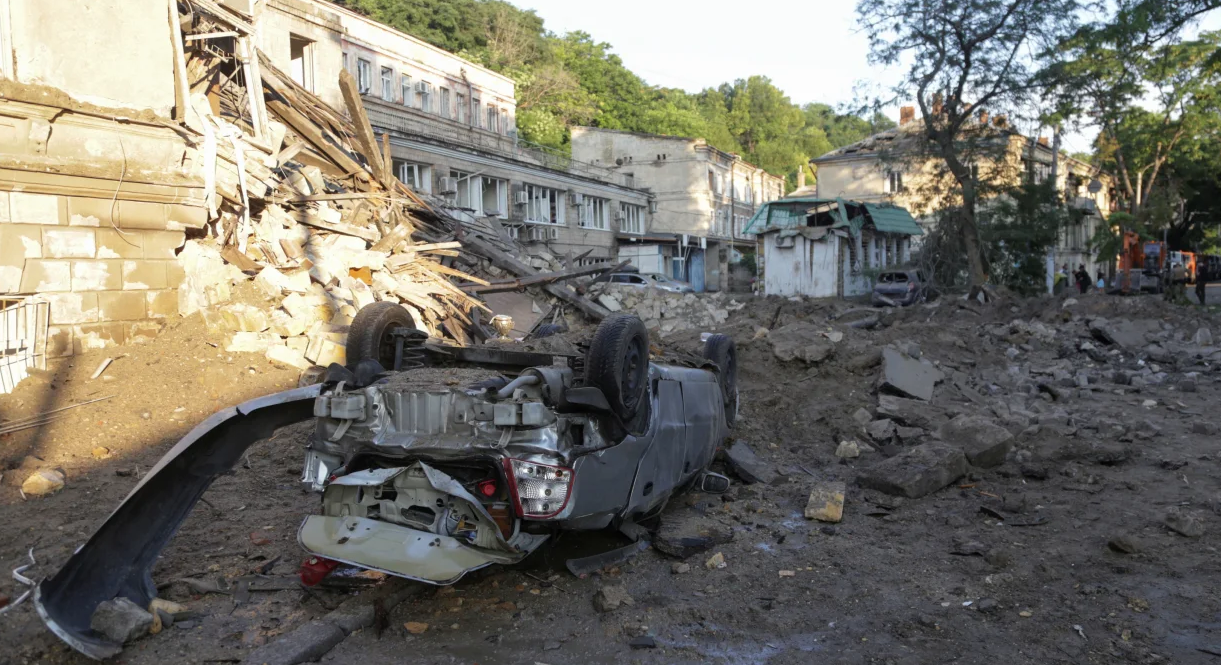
left=391, top=328, right=428, bottom=371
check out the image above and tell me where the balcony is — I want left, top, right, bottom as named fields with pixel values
left=362, top=98, right=637, bottom=189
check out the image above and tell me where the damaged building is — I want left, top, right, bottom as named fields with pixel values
left=745, top=198, right=923, bottom=298
left=570, top=127, right=786, bottom=292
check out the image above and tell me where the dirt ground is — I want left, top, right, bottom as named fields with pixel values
left=3, top=290, right=1221, bottom=665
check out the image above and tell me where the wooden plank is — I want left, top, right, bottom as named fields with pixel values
left=370, top=223, right=412, bottom=253
left=265, top=97, right=370, bottom=186
left=275, top=140, right=307, bottom=166
left=338, top=69, right=390, bottom=188
left=221, top=245, right=263, bottom=272
left=462, top=235, right=609, bottom=321
left=295, top=213, right=379, bottom=242
left=418, top=261, right=490, bottom=286
left=461, top=261, right=627, bottom=294
left=167, top=0, right=190, bottom=124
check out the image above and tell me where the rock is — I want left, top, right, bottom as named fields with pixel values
left=866, top=419, right=896, bottom=442
left=593, top=585, right=633, bottom=613
left=951, top=539, right=988, bottom=556
left=804, top=481, right=846, bottom=523
left=1108, top=535, right=1141, bottom=554
left=770, top=321, right=836, bottom=363
left=1002, top=493, right=1028, bottom=514
left=857, top=443, right=967, bottom=499
left=1088, top=318, right=1159, bottom=349
left=877, top=348, right=944, bottom=401
left=938, top=415, right=1014, bottom=469
left=653, top=512, right=734, bottom=559
left=90, top=597, right=155, bottom=644
left=895, top=426, right=925, bottom=441
left=1191, top=422, right=1217, bottom=435
left=976, top=598, right=1000, bottom=613
left=877, top=394, right=945, bottom=429
left=21, top=469, right=65, bottom=496
left=1165, top=508, right=1204, bottom=537
left=597, top=294, right=622, bottom=312
left=705, top=552, right=727, bottom=569
left=629, top=636, right=658, bottom=649
left=724, top=441, right=776, bottom=484
left=1088, top=442, right=1131, bottom=466
left=852, top=408, right=873, bottom=427
left=844, top=349, right=883, bottom=372
left=266, top=345, right=313, bottom=371
left=226, top=331, right=277, bottom=354
left=835, top=440, right=861, bottom=459
left=985, top=548, right=1014, bottom=568
left=1195, top=328, right=1213, bottom=346
left=91, top=446, right=110, bottom=459
left=671, top=563, right=690, bottom=574
left=219, top=303, right=271, bottom=333
left=1062, top=298, right=1078, bottom=308
left=403, top=621, right=429, bottom=634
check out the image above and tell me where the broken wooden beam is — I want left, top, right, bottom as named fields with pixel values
left=462, top=234, right=610, bottom=321
left=460, top=261, right=628, bottom=294
left=339, top=69, right=391, bottom=189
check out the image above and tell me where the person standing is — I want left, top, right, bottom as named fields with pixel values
left=1075, top=264, right=1090, bottom=294
left=1196, top=265, right=1208, bottom=306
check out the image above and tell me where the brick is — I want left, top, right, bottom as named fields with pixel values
left=67, top=197, right=117, bottom=228
left=142, top=231, right=186, bottom=259
left=47, top=292, right=100, bottom=324
left=71, top=260, right=122, bottom=291
left=0, top=191, right=9, bottom=222
left=18, top=260, right=72, bottom=292
left=0, top=224, right=44, bottom=265
left=0, top=265, right=20, bottom=293
left=127, top=321, right=164, bottom=344
left=95, top=228, right=144, bottom=258
left=146, top=290, right=178, bottom=318
left=165, top=204, right=207, bottom=230
left=122, top=260, right=168, bottom=290
left=42, top=228, right=96, bottom=258
left=117, top=200, right=167, bottom=230
left=45, top=326, right=73, bottom=358
left=10, top=192, right=62, bottom=225
left=166, top=261, right=186, bottom=288
left=72, top=322, right=126, bottom=354
left=98, top=291, right=148, bottom=321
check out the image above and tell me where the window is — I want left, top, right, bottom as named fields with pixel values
left=356, top=58, right=372, bottom=94
left=524, top=185, right=564, bottom=225
left=456, top=93, right=467, bottom=123
left=394, top=160, right=432, bottom=194
left=418, top=81, right=432, bottom=113
left=884, top=169, right=904, bottom=194
left=342, top=52, right=349, bottom=73
left=451, top=170, right=475, bottom=209
left=619, top=203, right=644, bottom=234
left=480, top=177, right=508, bottom=218
left=487, top=104, right=499, bottom=133
left=289, top=35, right=315, bottom=92
left=579, top=197, right=609, bottom=230
left=400, top=75, right=413, bottom=107
left=440, top=87, right=451, bottom=118
left=380, top=67, right=394, bottom=102
left=501, top=109, right=510, bottom=134
left=471, top=96, right=481, bottom=127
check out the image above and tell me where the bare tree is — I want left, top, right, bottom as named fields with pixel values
left=857, top=0, right=1080, bottom=297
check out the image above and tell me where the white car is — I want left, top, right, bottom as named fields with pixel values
left=607, top=272, right=694, bottom=293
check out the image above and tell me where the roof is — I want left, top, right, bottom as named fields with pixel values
left=744, top=197, right=922, bottom=237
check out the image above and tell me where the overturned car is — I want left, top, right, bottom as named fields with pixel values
left=35, top=305, right=737, bottom=659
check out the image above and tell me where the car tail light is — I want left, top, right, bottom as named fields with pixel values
left=477, top=479, right=498, bottom=498
left=503, top=458, right=573, bottom=519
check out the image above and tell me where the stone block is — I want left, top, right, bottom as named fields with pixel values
left=98, top=291, right=148, bottom=321
left=306, top=337, right=346, bottom=367
left=0, top=224, right=43, bottom=263
left=285, top=335, right=309, bottom=354
left=227, top=331, right=277, bottom=354
left=18, top=260, right=72, bottom=292
left=266, top=345, right=313, bottom=371
left=10, top=192, right=62, bottom=225
left=67, top=197, right=116, bottom=227
left=724, top=440, right=776, bottom=484
left=938, top=415, right=1014, bottom=469
left=220, top=303, right=270, bottom=332
left=804, top=481, right=846, bottom=523
left=857, top=442, right=967, bottom=499
left=72, top=322, right=126, bottom=353
left=877, top=394, right=946, bottom=430
left=90, top=597, right=154, bottom=644
left=146, top=290, right=178, bottom=318
left=94, top=228, right=144, bottom=258
left=47, top=292, right=100, bottom=324
left=122, top=260, right=168, bottom=290
left=117, top=200, right=167, bottom=230
left=597, top=294, right=622, bottom=312
left=165, top=204, right=207, bottom=230
left=143, top=231, right=186, bottom=259
left=0, top=191, right=8, bottom=222
left=71, top=260, right=122, bottom=291
left=0, top=264, right=20, bottom=293
left=166, top=261, right=186, bottom=288
left=45, top=326, right=73, bottom=357
left=769, top=321, right=835, bottom=363
left=127, top=321, right=164, bottom=344
left=42, top=228, right=95, bottom=258
left=270, top=309, right=307, bottom=337
left=254, top=266, right=292, bottom=297
left=878, top=347, right=943, bottom=401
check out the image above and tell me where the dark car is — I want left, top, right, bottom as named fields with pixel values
left=34, top=305, right=737, bottom=659
left=872, top=269, right=935, bottom=306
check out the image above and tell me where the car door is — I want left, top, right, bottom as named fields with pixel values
left=623, top=379, right=685, bottom=517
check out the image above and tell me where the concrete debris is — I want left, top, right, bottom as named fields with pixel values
left=769, top=321, right=836, bottom=363
left=266, top=345, right=313, bottom=371
left=724, top=441, right=777, bottom=484
left=1107, top=535, right=1142, bottom=554
left=90, top=597, right=155, bottom=644
left=597, top=294, right=623, bottom=312
left=671, top=563, right=691, bottom=574
left=835, top=440, right=862, bottom=459
left=938, top=415, right=1014, bottom=469
left=1165, top=508, right=1204, bottom=538
left=852, top=408, right=873, bottom=427
left=654, top=512, right=735, bottom=559
left=705, top=552, right=727, bottom=570
left=866, top=419, right=896, bottom=442
left=21, top=469, right=65, bottom=496
left=804, top=481, right=846, bottom=523
left=592, top=585, right=634, bottom=613
left=877, top=394, right=945, bottom=430
left=1195, top=328, right=1213, bottom=346
left=877, top=347, right=943, bottom=401
left=857, top=443, right=967, bottom=499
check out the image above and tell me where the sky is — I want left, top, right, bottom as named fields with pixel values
left=521, top=0, right=1221, bottom=155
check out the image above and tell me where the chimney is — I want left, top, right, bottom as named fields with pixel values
left=1037, top=136, right=1050, bottom=147
left=797, top=167, right=807, bottom=189
left=978, top=110, right=989, bottom=125
left=899, top=106, right=915, bottom=126
left=993, top=114, right=1009, bottom=129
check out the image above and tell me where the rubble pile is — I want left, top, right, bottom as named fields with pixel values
left=590, top=284, right=745, bottom=334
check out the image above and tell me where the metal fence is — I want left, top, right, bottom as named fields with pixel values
left=1, top=296, right=48, bottom=394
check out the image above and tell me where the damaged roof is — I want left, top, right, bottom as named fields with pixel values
left=744, top=198, right=922, bottom=237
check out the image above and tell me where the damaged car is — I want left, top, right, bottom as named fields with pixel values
left=35, top=305, right=737, bottom=659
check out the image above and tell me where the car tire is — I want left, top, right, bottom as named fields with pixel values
left=346, top=301, right=416, bottom=369
left=702, top=333, right=738, bottom=427
left=585, top=314, right=650, bottom=420
left=534, top=323, right=564, bottom=339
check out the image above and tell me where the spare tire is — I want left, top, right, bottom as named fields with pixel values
left=346, top=301, right=416, bottom=369
left=703, top=333, right=738, bottom=426
left=585, top=314, right=650, bottom=419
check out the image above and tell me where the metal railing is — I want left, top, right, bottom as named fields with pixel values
left=1, top=296, right=48, bottom=394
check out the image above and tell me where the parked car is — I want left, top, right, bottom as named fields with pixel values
left=35, top=305, right=737, bottom=659
left=872, top=269, right=936, bottom=306
left=606, top=271, right=695, bottom=293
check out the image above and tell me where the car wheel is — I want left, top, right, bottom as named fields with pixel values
left=585, top=314, right=650, bottom=419
left=346, top=301, right=417, bottom=369
left=534, top=323, right=564, bottom=339
left=702, top=333, right=738, bottom=427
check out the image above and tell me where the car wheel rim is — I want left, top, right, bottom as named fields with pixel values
left=621, top=336, right=645, bottom=409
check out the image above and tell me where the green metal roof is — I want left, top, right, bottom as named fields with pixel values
left=743, top=198, right=922, bottom=236
left=742, top=198, right=836, bottom=235
left=863, top=203, right=924, bottom=236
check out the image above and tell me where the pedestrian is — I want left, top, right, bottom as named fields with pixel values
left=1196, top=265, right=1208, bottom=306
left=1171, top=262, right=1188, bottom=304
left=1074, top=264, right=1090, bottom=294
left=1096, top=270, right=1106, bottom=291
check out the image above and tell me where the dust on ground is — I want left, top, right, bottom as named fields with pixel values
left=3, top=291, right=1221, bottom=665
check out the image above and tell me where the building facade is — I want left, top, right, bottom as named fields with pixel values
left=570, top=127, right=786, bottom=292
left=811, top=107, right=1116, bottom=279
left=263, top=0, right=652, bottom=265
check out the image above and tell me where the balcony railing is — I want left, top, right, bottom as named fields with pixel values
left=363, top=98, right=638, bottom=189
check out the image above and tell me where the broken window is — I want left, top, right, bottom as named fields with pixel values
left=451, top=170, right=475, bottom=209
left=480, top=176, right=507, bottom=218
left=525, top=185, right=564, bottom=225
left=356, top=58, right=373, bottom=94
left=620, top=203, right=644, bottom=234
left=289, top=34, right=315, bottom=92
left=380, top=67, right=395, bottom=102
left=884, top=170, right=904, bottom=194
left=396, top=161, right=432, bottom=194
left=579, top=197, right=609, bottom=230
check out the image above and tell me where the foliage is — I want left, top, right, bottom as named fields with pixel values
left=982, top=182, right=1072, bottom=295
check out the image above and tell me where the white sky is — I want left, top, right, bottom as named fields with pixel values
left=521, top=0, right=1221, bottom=155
